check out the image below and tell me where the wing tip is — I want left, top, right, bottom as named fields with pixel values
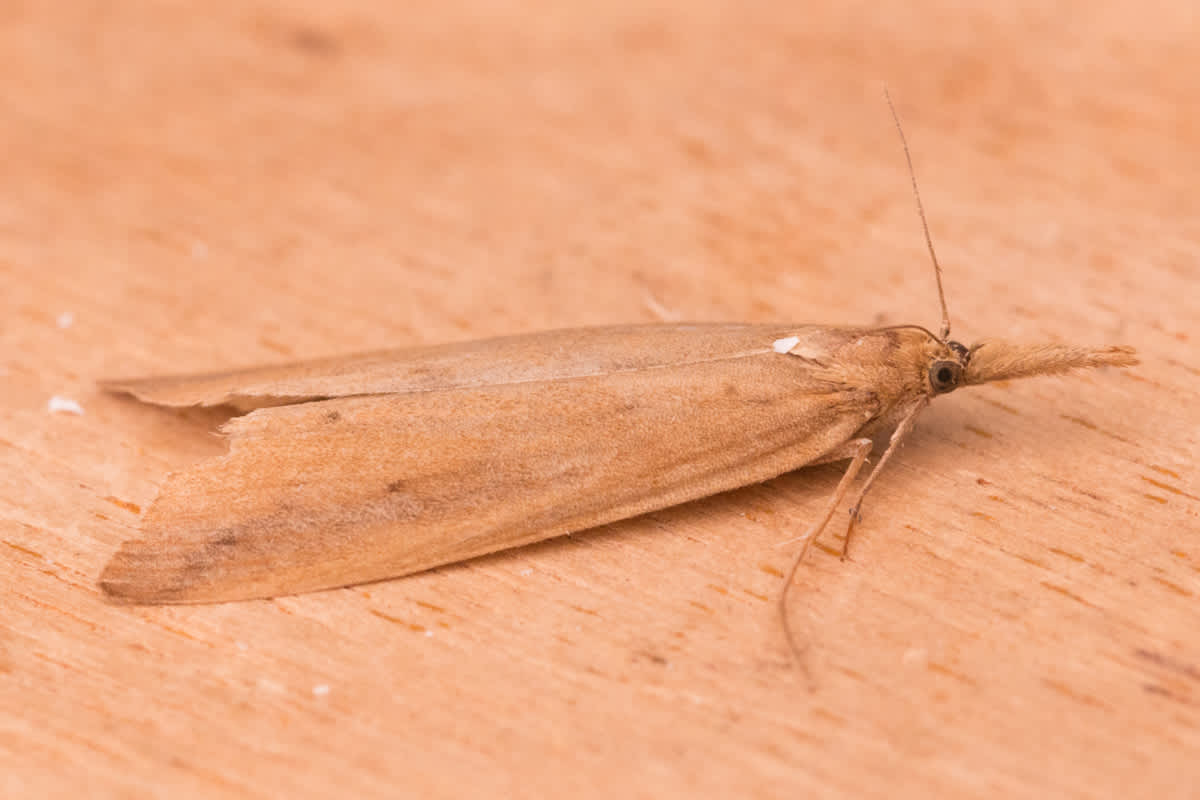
left=98, top=377, right=201, bottom=408
left=98, top=536, right=234, bottom=604
left=98, top=539, right=183, bottom=604
left=98, top=534, right=286, bottom=605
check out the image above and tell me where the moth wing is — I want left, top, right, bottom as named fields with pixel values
left=101, top=323, right=849, bottom=409
left=99, top=352, right=878, bottom=603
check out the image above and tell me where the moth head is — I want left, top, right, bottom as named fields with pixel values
left=880, top=90, right=1137, bottom=397
left=927, top=340, right=970, bottom=395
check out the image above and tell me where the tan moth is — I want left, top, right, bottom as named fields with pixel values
left=99, top=100, right=1136, bottom=661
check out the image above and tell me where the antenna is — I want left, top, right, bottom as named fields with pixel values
left=884, top=88, right=951, bottom=341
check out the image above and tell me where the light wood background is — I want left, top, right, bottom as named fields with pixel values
left=3, top=1, right=1197, bottom=797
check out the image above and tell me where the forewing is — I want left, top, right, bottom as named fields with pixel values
left=100, top=352, right=878, bottom=603
left=101, top=323, right=847, bottom=408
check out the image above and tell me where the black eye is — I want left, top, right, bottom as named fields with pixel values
left=929, top=360, right=961, bottom=394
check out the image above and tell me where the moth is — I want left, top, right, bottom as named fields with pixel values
left=98, top=105, right=1136, bottom=659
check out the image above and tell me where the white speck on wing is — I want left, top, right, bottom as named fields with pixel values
left=772, top=336, right=800, bottom=354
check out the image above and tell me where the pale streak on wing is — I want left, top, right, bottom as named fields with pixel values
left=99, top=352, right=878, bottom=603
left=101, top=323, right=853, bottom=408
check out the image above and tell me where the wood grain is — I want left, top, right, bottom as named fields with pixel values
left=2, top=1, right=1197, bottom=798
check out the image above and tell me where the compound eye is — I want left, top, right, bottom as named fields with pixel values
left=929, top=360, right=962, bottom=394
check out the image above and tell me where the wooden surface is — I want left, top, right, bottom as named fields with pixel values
left=3, top=1, right=1197, bottom=797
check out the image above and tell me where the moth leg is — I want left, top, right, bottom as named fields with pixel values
left=774, top=438, right=875, bottom=551
left=778, top=436, right=873, bottom=668
left=840, top=398, right=929, bottom=560
left=808, top=438, right=874, bottom=467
